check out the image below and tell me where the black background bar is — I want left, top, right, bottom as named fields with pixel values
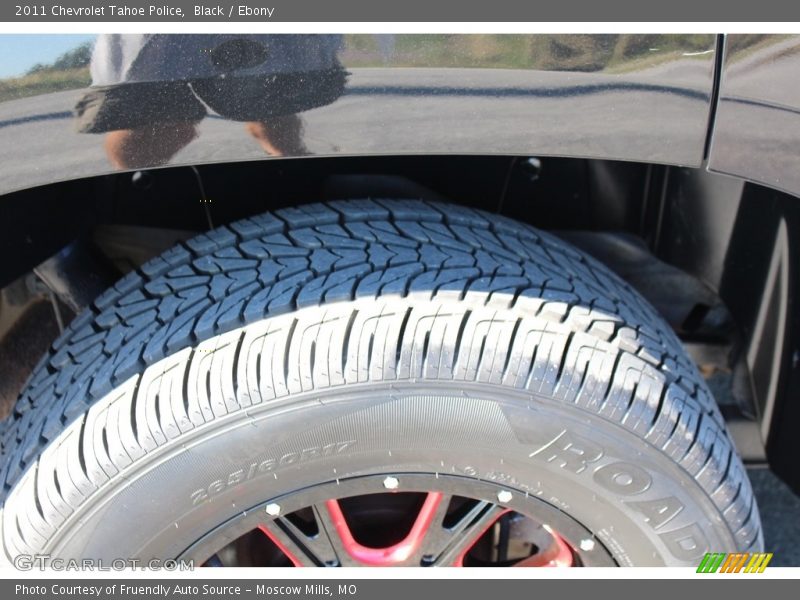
left=3, top=1, right=800, bottom=22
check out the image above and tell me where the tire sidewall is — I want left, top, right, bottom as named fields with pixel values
left=36, top=381, right=734, bottom=567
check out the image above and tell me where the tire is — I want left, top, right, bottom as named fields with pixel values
left=0, top=199, right=762, bottom=567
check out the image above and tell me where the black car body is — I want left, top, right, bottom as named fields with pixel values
left=0, top=34, right=797, bottom=567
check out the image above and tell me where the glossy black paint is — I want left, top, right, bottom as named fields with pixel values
left=729, top=185, right=800, bottom=494
left=709, top=35, right=800, bottom=197
left=0, top=34, right=718, bottom=195
left=0, top=33, right=798, bottom=492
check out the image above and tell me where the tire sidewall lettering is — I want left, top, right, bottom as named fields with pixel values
left=528, top=426, right=710, bottom=563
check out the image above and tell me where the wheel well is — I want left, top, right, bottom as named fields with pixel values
left=0, top=154, right=798, bottom=491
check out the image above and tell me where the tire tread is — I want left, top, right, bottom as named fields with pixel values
left=0, top=200, right=761, bottom=557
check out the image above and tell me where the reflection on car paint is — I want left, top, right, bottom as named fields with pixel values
left=0, top=34, right=718, bottom=194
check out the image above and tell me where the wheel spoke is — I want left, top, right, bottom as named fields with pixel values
left=422, top=500, right=508, bottom=566
left=319, top=493, right=445, bottom=566
left=197, top=474, right=596, bottom=568
left=311, top=502, right=361, bottom=566
left=406, top=492, right=453, bottom=563
left=258, top=512, right=341, bottom=567
left=512, top=531, right=574, bottom=567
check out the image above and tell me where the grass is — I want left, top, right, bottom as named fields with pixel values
left=0, top=67, right=90, bottom=104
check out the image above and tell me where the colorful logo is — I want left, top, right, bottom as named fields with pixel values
left=697, top=552, right=773, bottom=573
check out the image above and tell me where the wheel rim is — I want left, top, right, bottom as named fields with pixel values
left=181, top=473, right=616, bottom=567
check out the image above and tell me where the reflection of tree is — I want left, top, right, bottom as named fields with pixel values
left=726, top=35, right=772, bottom=54
left=26, top=41, right=93, bottom=75
left=528, top=35, right=717, bottom=72
left=722, top=34, right=798, bottom=66
left=342, top=34, right=717, bottom=72
left=0, top=41, right=92, bottom=103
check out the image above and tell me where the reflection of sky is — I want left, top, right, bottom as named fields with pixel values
left=0, top=34, right=96, bottom=78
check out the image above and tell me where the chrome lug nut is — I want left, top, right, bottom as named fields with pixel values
left=496, top=490, right=513, bottom=503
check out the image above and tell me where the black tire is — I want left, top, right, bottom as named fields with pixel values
left=0, top=200, right=761, bottom=566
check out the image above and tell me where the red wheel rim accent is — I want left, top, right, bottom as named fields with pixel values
left=258, top=524, right=304, bottom=567
left=194, top=474, right=601, bottom=567
left=324, top=492, right=444, bottom=566
left=451, top=508, right=510, bottom=567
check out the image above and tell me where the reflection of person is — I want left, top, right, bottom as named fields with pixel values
left=74, top=35, right=347, bottom=169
